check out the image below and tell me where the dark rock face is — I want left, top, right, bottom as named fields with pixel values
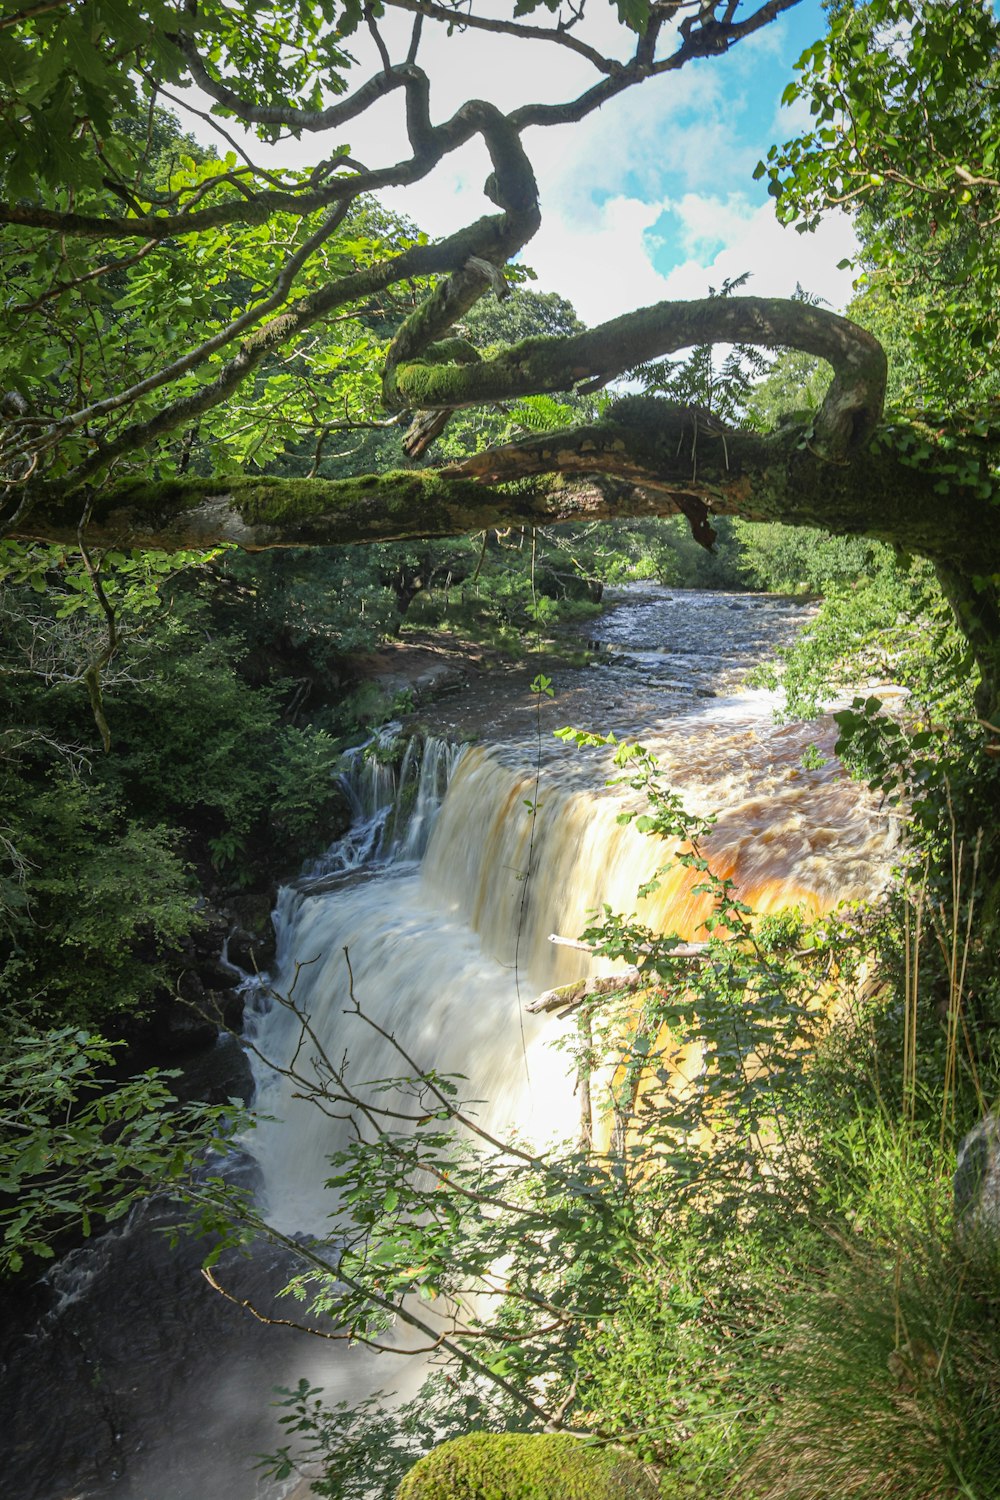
left=0, top=1187, right=314, bottom=1500
left=226, top=924, right=276, bottom=976
left=226, top=892, right=279, bottom=974
left=954, top=1115, right=1000, bottom=1232
left=169, top=1030, right=256, bottom=1106
left=153, top=971, right=221, bottom=1054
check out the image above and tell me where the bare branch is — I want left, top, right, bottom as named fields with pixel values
left=387, top=0, right=623, bottom=74
left=44, top=201, right=352, bottom=443
left=0, top=0, right=68, bottom=28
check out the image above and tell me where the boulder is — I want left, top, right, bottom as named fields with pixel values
left=168, top=1030, right=255, bottom=1106
left=396, top=1433, right=659, bottom=1500
left=954, top=1115, right=1000, bottom=1232
left=224, top=892, right=278, bottom=973
left=152, top=969, right=219, bottom=1054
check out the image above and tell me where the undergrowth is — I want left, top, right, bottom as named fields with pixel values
left=249, top=724, right=1000, bottom=1500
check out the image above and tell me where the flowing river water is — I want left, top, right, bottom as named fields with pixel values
left=1, top=587, right=896, bottom=1499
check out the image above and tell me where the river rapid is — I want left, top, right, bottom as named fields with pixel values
left=0, top=587, right=895, bottom=1499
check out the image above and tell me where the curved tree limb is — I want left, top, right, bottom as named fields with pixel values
left=510, top=0, right=802, bottom=128
left=0, top=3, right=802, bottom=240
left=1, top=2, right=811, bottom=516
left=388, top=296, right=888, bottom=462
left=7, top=119, right=540, bottom=498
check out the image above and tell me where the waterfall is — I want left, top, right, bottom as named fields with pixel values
left=245, top=730, right=580, bottom=1236
left=247, top=706, right=892, bottom=1238
left=296, top=724, right=465, bottom=879
left=0, top=590, right=898, bottom=1500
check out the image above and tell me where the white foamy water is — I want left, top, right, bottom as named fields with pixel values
left=2, top=588, right=897, bottom=1500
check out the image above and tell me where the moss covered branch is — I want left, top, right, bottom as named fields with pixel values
left=13, top=403, right=1000, bottom=583
left=388, top=296, right=888, bottom=463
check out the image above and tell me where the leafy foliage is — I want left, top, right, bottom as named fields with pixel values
left=0, top=561, right=354, bottom=1024
left=760, top=0, right=1000, bottom=408
left=0, top=764, right=196, bottom=1025
left=265, top=1375, right=526, bottom=1500
left=733, top=521, right=892, bottom=594
left=246, top=729, right=1000, bottom=1498
left=750, top=557, right=969, bottom=717
left=629, top=273, right=772, bottom=427
left=0, top=2, right=357, bottom=196
left=0, top=1026, right=243, bottom=1273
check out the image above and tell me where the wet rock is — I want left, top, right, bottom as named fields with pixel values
left=153, top=969, right=221, bottom=1054
left=228, top=890, right=277, bottom=933
left=216, top=984, right=246, bottom=1031
left=225, top=892, right=278, bottom=973
left=170, top=1031, right=255, bottom=1106
left=226, top=923, right=276, bottom=975
left=0, top=1199, right=312, bottom=1500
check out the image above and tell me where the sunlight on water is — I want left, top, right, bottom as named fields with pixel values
left=250, top=693, right=893, bottom=1238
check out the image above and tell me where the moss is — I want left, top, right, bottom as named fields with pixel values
left=85, top=471, right=493, bottom=537
left=418, top=338, right=482, bottom=367
left=394, top=363, right=487, bottom=406
left=229, top=472, right=492, bottom=534
left=396, top=1433, right=661, bottom=1500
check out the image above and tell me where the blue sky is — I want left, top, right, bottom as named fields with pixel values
left=632, top=0, right=831, bottom=278
left=370, top=0, right=856, bottom=321
left=176, top=1, right=855, bottom=325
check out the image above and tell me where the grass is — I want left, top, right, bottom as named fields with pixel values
left=730, top=816, right=1000, bottom=1500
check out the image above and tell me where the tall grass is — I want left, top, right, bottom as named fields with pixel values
left=735, top=816, right=1000, bottom=1500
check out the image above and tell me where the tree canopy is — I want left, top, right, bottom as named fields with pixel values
left=3, top=0, right=1000, bottom=709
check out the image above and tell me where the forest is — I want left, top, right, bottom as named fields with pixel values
left=2, top=0, right=1000, bottom=1496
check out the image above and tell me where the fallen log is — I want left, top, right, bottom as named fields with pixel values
left=536, top=933, right=821, bottom=1019
left=547, top=933, right=713, bottom=959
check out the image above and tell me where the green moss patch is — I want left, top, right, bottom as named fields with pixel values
left=396, top=1432, right=659, bottom=1500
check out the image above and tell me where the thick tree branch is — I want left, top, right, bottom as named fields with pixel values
left=510, top=0, right=803, bottom=128
left=388, top=296, right=888, bottom=462
left=13, top=408, right=1000, bottom=579
left=1, top=4, right=803, bottom=240
left=178, top=41, right=416, bottom=135
left=0, top=66, right=481, bottom=239
left=34, top=192, right=538, bottom=489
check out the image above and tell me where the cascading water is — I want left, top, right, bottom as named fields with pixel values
left=242, top=726, right=580, bottom=1238
left=0, top=587, right=897, bottom=1500
left=295, top=724, right=462, bottom=881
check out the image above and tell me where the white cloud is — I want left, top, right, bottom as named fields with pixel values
left=663, top=191, right=759, bottom=259
left=517, top=194, right=673, bottom=326
left=165, top=6, right=856, bottom=333
left=654, top=197, right=857, bottom=309
left=489, top=187, right=856, bottom=332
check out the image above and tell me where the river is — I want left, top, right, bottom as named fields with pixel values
left=0, top=587, right=895, bottom=1499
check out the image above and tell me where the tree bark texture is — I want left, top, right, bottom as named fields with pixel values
left=15, top=407, right=998, bottom=576
left=7, top=296, right=1000, bottom=710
